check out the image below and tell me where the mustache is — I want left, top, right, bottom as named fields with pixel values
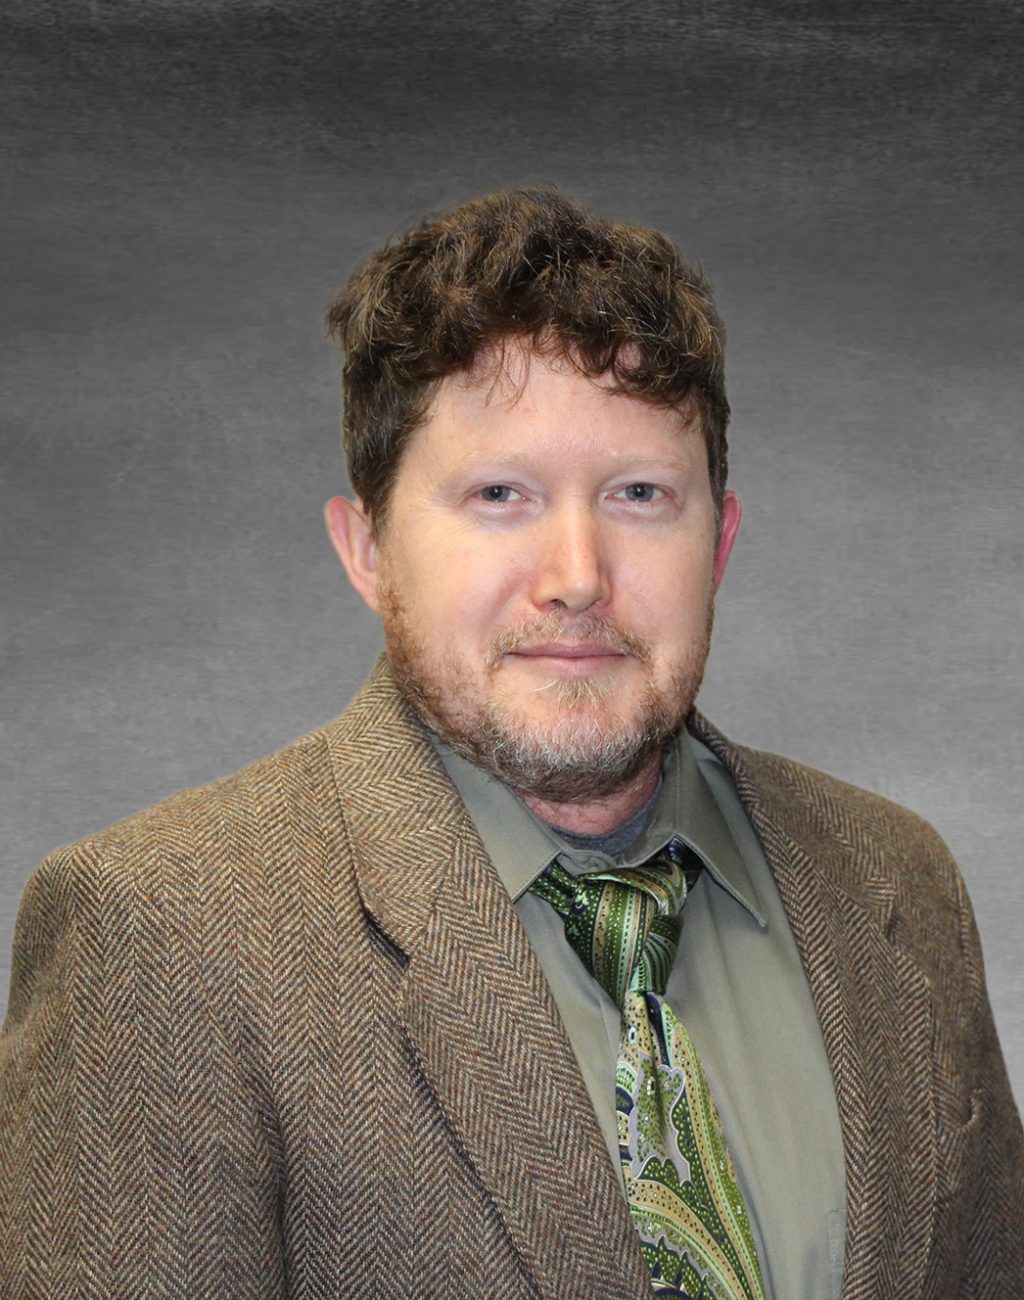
left=489, top=613, right=653, bottom=664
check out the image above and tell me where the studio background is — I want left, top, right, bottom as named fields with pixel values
left=3, top=0, right=1021, bottom=1106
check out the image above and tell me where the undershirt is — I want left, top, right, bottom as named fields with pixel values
left=548, top=778, right=660, bottom=857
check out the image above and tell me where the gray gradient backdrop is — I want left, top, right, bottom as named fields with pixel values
left=3, top=1, right=1022, bottom=1107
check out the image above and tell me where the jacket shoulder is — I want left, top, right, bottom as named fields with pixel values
left=18, top=658, right=434, bottom=947
left=50, top=721, right=340, bottom=879
left=689, top=711, right=962, bottom=899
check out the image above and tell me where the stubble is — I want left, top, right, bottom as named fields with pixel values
left=377, top=579, right=714, bottom=804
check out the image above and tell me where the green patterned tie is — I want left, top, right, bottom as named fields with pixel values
left=531, top=839, right=766, bottom=1300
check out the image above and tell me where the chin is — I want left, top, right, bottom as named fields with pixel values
left=452, top=680, right=682, bottom=802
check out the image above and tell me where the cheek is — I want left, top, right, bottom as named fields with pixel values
left=447, top=544, right=530, bottom=612
left=618, top=541, right=714, bottom=616
left=396, top=548, right=521, bottom=645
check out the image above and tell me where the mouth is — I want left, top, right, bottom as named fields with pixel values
left=504, top=643, right=631, bottom=674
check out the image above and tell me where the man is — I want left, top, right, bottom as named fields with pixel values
left=1, top=186, right=1020, bottom=1299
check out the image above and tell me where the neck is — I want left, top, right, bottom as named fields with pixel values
left=518, top=755, right=663, bottom=836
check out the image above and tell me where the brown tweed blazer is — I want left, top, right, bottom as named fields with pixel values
left=2, top=658, right=1022, bottom=1298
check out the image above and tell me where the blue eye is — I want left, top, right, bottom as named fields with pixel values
left=479, top=485, right=517, bottom=502
left=621, top=484, right=658, bottom=502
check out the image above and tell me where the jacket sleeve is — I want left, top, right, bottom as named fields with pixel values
left=0, top=840, right=286, bottom=1298
left=953, top=864, right=1024, bottom=1297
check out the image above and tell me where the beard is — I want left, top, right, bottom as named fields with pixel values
left=378, top=580, right=714, bottom=804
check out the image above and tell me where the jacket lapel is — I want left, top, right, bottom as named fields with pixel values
left=325, top=660, right=651, bottom=1299
left=689, top=713, right=939, bottom=1300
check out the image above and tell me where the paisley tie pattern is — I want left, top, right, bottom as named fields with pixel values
left=531, top=840, right=766, bottom=1300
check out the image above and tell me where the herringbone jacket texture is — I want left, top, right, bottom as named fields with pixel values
left=2, top=659, right=1022, bottom=1298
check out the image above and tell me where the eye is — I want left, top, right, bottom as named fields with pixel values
left=616, top=483, right=663, bottom=502
left=477, top=485, right=522, bottom=503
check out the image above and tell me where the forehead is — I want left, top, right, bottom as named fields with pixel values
left=414, top=343, right=699, bottom=457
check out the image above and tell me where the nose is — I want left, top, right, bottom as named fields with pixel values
left=529, top=503, right=610, bottom=614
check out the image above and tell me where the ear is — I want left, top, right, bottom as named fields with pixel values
left=712, top=489, right=742, bottom=592
left=324, top=496, right=382, bottom=613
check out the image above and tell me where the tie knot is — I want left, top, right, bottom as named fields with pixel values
left=531, top=840, right=697, bottom=1007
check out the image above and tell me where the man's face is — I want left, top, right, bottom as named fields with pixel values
left=330, top=345, right=740, bottom=804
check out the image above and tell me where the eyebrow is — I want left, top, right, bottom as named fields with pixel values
left=450, top=441, right=697, bottom=468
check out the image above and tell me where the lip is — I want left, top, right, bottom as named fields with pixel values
left=508, top=642, right=628, bottom=659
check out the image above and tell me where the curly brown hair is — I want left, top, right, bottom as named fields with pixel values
left=326, top=184, right=729, bottom=528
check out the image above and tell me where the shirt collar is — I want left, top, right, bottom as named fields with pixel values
left=430, top=727, right=766, bottom=928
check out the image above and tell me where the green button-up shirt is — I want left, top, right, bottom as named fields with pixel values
left=434, top=727, right=847, bottom=1300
